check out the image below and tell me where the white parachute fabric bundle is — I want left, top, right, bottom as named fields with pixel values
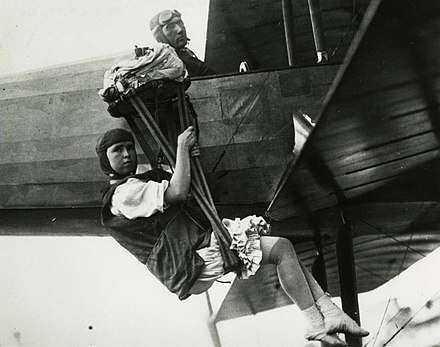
left=99, top=43, right=187, bottom=100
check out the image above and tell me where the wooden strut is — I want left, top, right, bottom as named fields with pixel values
left=336, top=213, right=362, bottom=347
left=176, top=85, right=216, bottom=208
left=126, top=87, right=241, bottom=273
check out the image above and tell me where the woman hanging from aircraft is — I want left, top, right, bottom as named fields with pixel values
left=96, top=126, right=369, bottom=346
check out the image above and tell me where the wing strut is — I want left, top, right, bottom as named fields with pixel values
left=337, top=210, right=362, bottom=347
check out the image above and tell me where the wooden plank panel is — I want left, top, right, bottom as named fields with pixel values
left=0, top=134, right=101, bottom=164
left=0, top=208, right=106, bottom=236
left=207, top=165, right=286, bottom=204
left=348, top=202, right=437, bottom=236
left=0, top=53, right=129, bottom=100
left=0, top=123, right=293, bottom=168
left=268, top=0, right=440, bottom=219
left=266, top=177, right=339, bottom=220
left=0, top=90, right=125, bottom=144
left=1, top=137, right=290, bottom=182
left=198, top=121, right=293, bottom=147
left=202, top=140, right=292, bottom=172
left=315, top=105, right=433, bottom=155
left=325, top=132, right=439, bottom=174
left=0, top=163, right=286, bottom=208
left=316, top=92, right=431, bottom=143
left=0, top=58, right=336, bottom=208
left=0, top=182, right=105, bottom=208
left=336, top=150, right=439, bottom=190
left=269, top=152, right=439, bottom=220
left=0, top=71, right=104, bottom=100
left=188, top=71, right=276, bottom=97
left=0, top=158, right=104, bottom=185
left=0, top=136, right=290, bottom=185
left=321, top=95, right=440, bottom=139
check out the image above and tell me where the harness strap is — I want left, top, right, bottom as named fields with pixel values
left=126, top=87, right=241, bottom=273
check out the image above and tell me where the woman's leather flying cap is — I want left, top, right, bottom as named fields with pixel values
left=96, top=128, right=134, bottom=177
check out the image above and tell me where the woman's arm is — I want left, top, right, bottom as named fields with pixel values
left=164, top=126, right=198, bottom=204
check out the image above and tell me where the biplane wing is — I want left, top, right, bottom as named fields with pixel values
left=215, top=0, right=440, bottom=321
left=267, top=0, right=440, bottom=220
left=1, top=0, right=439, bottom=334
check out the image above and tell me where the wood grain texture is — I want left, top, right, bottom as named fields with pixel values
left=0, top=63, right=336, bottom=208
left=268, top=0, right=440, bottom=219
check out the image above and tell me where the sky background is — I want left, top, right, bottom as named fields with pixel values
left=0, top=0, right=209, bottom=76
left=0, top=237, right=217, bottom=347
left=1, top=236, right=440, bottom=347
left=0, top=1, right=215, bottom=346
left=1, top=1, right=440, bottom=346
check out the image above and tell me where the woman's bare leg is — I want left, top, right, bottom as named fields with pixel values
left=260, top=236, right=347, bottom=346
left=260, top=236, right=369, bottom=338
left=299, top=261, right=326, bottom=301
left=260, top=236, right=314, bottom=309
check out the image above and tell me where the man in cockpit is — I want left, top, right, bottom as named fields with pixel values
left=150, top=9, right=215, bottom=77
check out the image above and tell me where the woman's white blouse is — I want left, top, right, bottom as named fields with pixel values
left=110, top=178, right=169, bottom=219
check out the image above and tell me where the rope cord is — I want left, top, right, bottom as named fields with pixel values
left=153, top=95, right=165, bottom=167
left=347, top=203, right=439, bottom=346
left=382, top=288, right=440, bottom=346
left=320, top=243, right=389, bottom=283
left=347, top=212, right=427, bottom=259
left=127, top=92, right=241, bottom=272
left=320, top=202, right=434, bottom=345
left=330, top=2, right=368, bottom=58
left=370, top=230, right=417, bottom=347
left=185, top=95, right=200, bottom=138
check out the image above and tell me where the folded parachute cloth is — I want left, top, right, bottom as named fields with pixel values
left=98, top=43, right=188, bottom=102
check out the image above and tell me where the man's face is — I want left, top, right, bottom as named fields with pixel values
left=162, top=18, right=188, bottom=49
left=106, top=141, right=137, bottom=176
